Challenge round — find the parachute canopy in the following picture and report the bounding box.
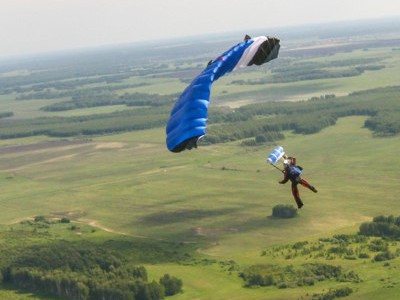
[267,146,285,165]
[166,35,280,153]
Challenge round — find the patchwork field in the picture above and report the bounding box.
[0,19,400,299]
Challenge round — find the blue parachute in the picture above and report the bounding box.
[166,35,280,152]
[267,146,285,165]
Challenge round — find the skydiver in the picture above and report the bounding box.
[279,156,317,209]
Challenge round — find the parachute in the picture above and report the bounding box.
[166,35,280,152]
[267,146,285,165]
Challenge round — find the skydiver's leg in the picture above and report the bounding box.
[298,177,318,193]
[291,183,304,209]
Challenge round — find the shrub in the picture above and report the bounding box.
[358,253,370,259]
[292,241,308,249]
[312,287,353,300]
[132,266,148,281]
[159,274,183,296]
[374,250,396,262]
[70,225,79,231]
[248,274,273,287]
[255,135,267,143]
[34,216,47,223]
[368,239,388,252]
[297,277,315,286]
[344,255,357,260]
[272,205,298,218]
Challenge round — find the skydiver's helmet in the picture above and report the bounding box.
[284,157,296,166]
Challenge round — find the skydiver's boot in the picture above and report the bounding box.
[310,186,318,193]
[292,185,303,209]
[295,198,304,209]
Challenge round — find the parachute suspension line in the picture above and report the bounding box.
[259,38,271,57]
[271,163,284,173]
[258,37,275,60]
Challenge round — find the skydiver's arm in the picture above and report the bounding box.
[279,171,289,184]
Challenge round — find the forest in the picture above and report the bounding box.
[0,218,184,300]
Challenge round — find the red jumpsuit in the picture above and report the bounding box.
[279,162,317,209]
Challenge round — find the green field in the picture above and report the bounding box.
[0,116,399,299]
[1,20,400,299]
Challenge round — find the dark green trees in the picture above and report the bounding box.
[159,274,183,296]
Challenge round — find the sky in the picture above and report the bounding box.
[1,0,399,58]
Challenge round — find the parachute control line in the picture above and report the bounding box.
[166,35,280,153]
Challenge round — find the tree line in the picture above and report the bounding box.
[15,83,150,101]
[2,267,182,300]
[359,215,400,240]
[204,86,400,144]
[0,106,169,139]
[1,86,399,141]
[38,92,176,111]
[231,57,385,85]
[240,262,359,289]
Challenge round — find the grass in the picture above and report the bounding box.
[0,116,399,249]
[1,33,400,299]
[0,285,59,300]
[1,116,399,300]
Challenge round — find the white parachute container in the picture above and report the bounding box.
[267,146,285,165]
